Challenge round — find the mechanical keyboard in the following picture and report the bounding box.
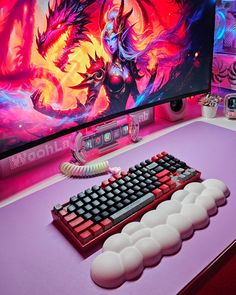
[52,151,201,251]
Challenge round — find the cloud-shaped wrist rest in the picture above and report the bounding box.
[91,179,229,288]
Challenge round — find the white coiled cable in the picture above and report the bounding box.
[60,161,121,177]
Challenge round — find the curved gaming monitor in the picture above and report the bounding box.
[0,0,215,160]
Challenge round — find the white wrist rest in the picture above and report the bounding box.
[91,179,229,288]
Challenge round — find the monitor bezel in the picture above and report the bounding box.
[0,89,212,160]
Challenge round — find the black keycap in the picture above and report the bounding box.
[145,179,152,185]
[154,166,164,173]
[67,205,76,212]
[121,192,128,199]
[85,204,93,211]
[108,206,117,213]
[111,182,119,189]
[114,196,121,202]
[142,188,149,194]
[84,212,92,219]
[151,176,158,182]
[138,176,145,182]
[149,170,156,175]
[92,200,100,207]
[129,167,137,173]
[136,170,142,176]
[92,185,100,191]
[174,158,180,163]
[101,211,109,218]
[144,173,151,178]
[169,166,177,172]
[139,182,146,188]
[120,185,127,191]
[85,188,93,195]
[97,189,105,196]
[94,216,102,222]
[54,204,62,211]
[145,159,152,164]
[148,184,156,190]
[84,196,91,203]
[175,163,181,169]
[91,193,99,199]
[117,179,125,185]
[92,208,100,215]
[133,185,140,191]
[137,191,144,197]
[126,182,133,188]
[77,208,85,215]
[129,173,137,179]
[135,164,142,170]
[141,167,148,173]
[99,204,108,210]
[140,161,146,167]
[129,195,138,201]
[107,192,114,199]
[107,200,114,206]
[100,196,107,202]
[132,179,139,185]
[169,160,175,166]
[76,200,84,208]
[104,186,112,192]
[123,199,131,205]
[124,176,131,182]
[127,189,135,195]
[179,161,187,167]
[153,181,161,187]
[163,163,171,168]
[116,202,124,209]
[157,159,165,165]
[113,189,121,195]
[70,196,78,203]
[163,156,170,161]
[77,192,85,199]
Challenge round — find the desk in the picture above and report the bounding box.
[0,115,236,295]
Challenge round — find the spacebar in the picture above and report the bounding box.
[110,193,155,225]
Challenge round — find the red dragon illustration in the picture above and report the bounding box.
[36,0,96,72]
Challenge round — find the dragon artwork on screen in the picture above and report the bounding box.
[0,0,214,156]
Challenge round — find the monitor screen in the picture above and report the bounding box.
[0,0,215,159]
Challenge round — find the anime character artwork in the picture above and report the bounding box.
[0,0,215,155]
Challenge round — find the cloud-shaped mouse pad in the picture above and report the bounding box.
[91,179,229,288]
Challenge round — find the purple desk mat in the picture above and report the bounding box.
[1,121,236,295]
